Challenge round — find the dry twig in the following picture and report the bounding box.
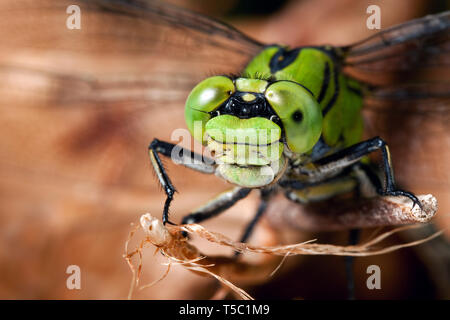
[266,194,438,232]
[124,192,441,300]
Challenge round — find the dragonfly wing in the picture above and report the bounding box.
[0,0,263,105]
[341,11,450,85]
[336,11,450,204]
[365,82,450,112]
[0,0,263,216]
[362,82,450,192]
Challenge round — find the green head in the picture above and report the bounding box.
[185,76,323,187]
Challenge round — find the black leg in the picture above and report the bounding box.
[283,174,358,204]
[181,187,252,225]
[239,201,267,244]
[312,137,421,209]
[356,162,383,193]
[345,229,360,300]
[148,138,215,225]
[233,189,273,257]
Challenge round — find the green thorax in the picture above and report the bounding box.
[244,45,364,151]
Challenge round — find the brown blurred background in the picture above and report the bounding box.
[0,0,449,299]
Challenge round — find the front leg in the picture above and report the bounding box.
[287,136,421,208]
[148,138,215,225]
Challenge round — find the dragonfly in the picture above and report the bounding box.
[145,6,449,229]
[0,0,449,298]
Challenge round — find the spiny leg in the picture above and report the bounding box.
[181,187,252,226]
[179,187,251,296]
[283,138,420,299]
[148,138,215,225]
[311,136,421,208]
[282,160,385,204]
[234,188,274,258]
[180,186,273,256]
[282,174,358,204]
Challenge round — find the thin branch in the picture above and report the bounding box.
[265,194,438,232]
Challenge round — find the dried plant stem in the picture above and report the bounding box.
[124,211,442,300]
[266,194,438,232]
[179,223,442,257]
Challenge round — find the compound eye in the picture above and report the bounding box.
[185,76,235,143]
[186,76,235,113]
[265,81,322,153]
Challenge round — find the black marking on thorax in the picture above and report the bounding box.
[269,47,301,73]
[317,62,330,104]
[322,66,340,115]
[268,46,340,116]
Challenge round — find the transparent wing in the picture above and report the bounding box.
[0,0,262,107]
[362,82,450,194]
[338,11,450,196]
[342,11,450,84]
[0,0,263,217]
[334,12,450,202]
[365,82,450,112]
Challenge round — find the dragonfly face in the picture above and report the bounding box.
[185,76,322,187]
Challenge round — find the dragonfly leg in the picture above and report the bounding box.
[148,138,215,225]
[180,187,251,237]
[234,188,273,257]
[283,175,357,204]
[312,136,422,209]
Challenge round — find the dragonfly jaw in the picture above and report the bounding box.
[206,136,283,166]
[205,136,286,188]
[203,113,285,187]
[215,155,287,188]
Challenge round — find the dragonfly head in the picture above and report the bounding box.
[185,76,322,187]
